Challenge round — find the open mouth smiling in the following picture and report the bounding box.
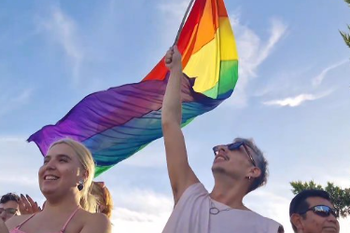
[214,155,229,162]
[43,175,60,181]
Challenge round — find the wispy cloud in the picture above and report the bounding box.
[263,90,332,107]
[312,59,348,87]
[39,6,83,83]
[113,188,172,215]
[0,88,33,118]
[246,189,290,229]
[0,136,42,197]
[157,1,190,21]
[158,0,190,20]
[157,0,190,47]
[122,141,166,168]
[0,176,37,187]
[229,15,288,107]
[111,188,172,232]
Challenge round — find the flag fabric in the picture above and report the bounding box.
[28,0,239,176]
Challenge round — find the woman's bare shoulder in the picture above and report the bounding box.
[80,212,111,233]
[5,214,32,230]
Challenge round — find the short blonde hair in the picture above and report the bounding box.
[50,138,97,212]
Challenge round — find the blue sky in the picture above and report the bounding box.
[1,0,349,232]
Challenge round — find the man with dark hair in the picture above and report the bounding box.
[0,193,20,222]
[161,46,283,232]
[289,189,340,233]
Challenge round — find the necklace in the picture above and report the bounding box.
[209,199,232,215]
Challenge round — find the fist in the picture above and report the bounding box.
[164,46,182,70]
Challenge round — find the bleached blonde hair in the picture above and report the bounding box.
[50,138,97,212]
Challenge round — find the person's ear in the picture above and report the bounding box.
[291,213,304,231]
[83,169,89,180]
[247,167,261,179]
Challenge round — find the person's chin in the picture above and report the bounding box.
[40,185,59,196]
[212,164,226,174]
[41,189,54,196]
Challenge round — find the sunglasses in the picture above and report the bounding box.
[299,205,339,218]
[0,208,18,216]
[212,141,256,167]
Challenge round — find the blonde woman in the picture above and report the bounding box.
[6,138,111,233]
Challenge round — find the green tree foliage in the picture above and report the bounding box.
[291,181,350,217]
[340,0,350,48]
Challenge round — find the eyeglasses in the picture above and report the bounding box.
[299,205,339,218]
[0,208,18,216]
[212,141,256,167]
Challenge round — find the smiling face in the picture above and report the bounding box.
[38,143,86,199]
[211,143,256,180]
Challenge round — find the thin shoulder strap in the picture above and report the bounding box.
[15,214,36,229]
[60,207,80,232]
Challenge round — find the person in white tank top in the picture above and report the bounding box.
[161,46,284,233]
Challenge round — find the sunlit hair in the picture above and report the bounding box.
[49,138,97,212]
[234,138,268,193]
[91,181,114,219]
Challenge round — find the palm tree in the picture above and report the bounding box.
[340,0,350,48]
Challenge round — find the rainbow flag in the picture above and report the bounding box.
[28,0,238,176]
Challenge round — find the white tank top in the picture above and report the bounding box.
[162,183,281,233]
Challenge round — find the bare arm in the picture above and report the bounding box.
[5,215,27,231]
[0,219,9,233]
[162,46,199,204]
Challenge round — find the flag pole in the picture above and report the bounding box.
[173,0,196,46]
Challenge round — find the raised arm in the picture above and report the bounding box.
[0,219,9,233]
[5,215,26,232]
[162,46,199,204]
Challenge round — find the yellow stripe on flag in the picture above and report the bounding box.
[184,17,238,93]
